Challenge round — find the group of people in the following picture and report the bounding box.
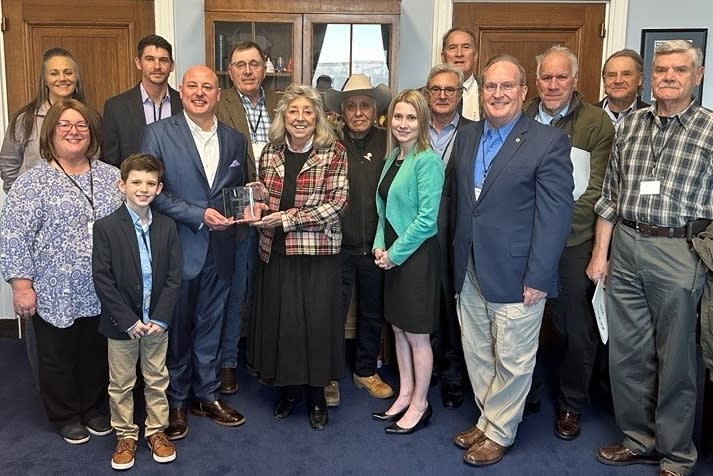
[0,24,710,476]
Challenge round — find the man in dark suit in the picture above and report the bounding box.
[595,48,650,128]
[141,65,248,440]
[102,35,183,166]
[450,55,573,467]
[425,63,474,409]
[215,41,279,394]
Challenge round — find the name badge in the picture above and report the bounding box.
[640,180,660,195]
[252,142,266,168]
[474,187,482,201]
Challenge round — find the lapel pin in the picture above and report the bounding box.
[515,138,521,143]
[364,152,373,161]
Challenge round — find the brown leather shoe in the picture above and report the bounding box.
[660,470,683,476]
[596,444,660,466]
[220,367,238,395]
[554,409,581,440]
[191,400,246,427]
[454,424,485,449]
[165,407,188,441]
[353,373,394,399]
[463,436,507,466]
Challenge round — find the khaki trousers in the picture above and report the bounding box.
[108,332,169,439]
[457,257,545,446]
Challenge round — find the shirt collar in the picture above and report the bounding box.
[602,97,636,115]
[286,135,314,153]
[184,111,218,134]
[238,87,266,106]
[537,101,570,124]
[462,74,475,91]
[484,112,521,140]
[139,82,170,105]
[125,203,153,229]
[429,111,460,131]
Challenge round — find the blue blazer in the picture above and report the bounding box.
[452,114,573,302]
[141,113,248,280]
[374,147,444,266]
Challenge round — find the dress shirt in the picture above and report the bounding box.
[238,87,270,144]
[461,74,480,121]
[595,101,713,227]
[429,112,460,166]
[601,97,637,129]
[473,114,520,188]
[140,83,172,125]
[536,102,569,125]
[125,204,166,330]
[184,111,219,187]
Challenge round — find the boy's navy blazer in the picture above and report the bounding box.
[93,204,182,340]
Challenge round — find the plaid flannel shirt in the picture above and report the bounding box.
[595,101,713,227]
[257,141,348,262]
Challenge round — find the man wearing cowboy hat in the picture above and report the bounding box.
[323,74,394,406]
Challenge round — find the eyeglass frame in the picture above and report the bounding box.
[229,60,264,71]
[426,86,463,97]
[56,121,90,133]
[481,81,524,94]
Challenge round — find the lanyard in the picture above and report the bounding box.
[55,159,94,213]
[153,101,164,123]
[247,108,263,141]
[439,117,460,164]
[139,228,152,266]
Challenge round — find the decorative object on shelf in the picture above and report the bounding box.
[217,34,226,72]
[276,56,285,72]
[286,57,293,73]
[265,57,275,74]
[640,28,707,103]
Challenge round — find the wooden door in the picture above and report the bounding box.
[453,2,606,103]
[2,0,155,114]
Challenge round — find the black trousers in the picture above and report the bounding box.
[547,240,599,412]
[33,314,108,428]
[341,252,385,377]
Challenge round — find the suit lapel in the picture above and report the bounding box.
[128,85,147,128]
[479,115,529,199]
[464,122,484,209]
[118,207,142,278]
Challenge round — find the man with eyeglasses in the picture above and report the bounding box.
[522,45,614,442]
[215,41,280,396]
[322,74,394,407]
[102,35,182,166]
[441,27,480,121]
[424,63,473,410]
[451,54,573,466]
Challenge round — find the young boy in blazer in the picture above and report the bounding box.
[93,153,182,470]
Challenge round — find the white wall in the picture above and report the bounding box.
[625,0,712,108]
[397,0,435,90]
[173,0,206,83]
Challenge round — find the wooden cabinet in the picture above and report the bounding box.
[205,0,400,94]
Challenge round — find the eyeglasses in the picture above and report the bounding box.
[56,121,89,133]
[482,82,520,94]
[230,60,263,71]
[427,86,462,97]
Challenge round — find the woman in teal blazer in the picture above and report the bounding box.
[372,89,444,434]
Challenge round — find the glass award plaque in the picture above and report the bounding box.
[223,186,262,221]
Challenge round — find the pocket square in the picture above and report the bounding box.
[229,160,241,168]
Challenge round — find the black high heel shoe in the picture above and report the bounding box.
[371,407,407,422]
[384,404,432,435]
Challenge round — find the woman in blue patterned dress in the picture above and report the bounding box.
[0,99,123,445]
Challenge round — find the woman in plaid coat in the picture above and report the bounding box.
[246,83,348,431]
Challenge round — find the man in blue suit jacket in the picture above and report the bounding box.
[141,65,248,440]
[450,55,573,467]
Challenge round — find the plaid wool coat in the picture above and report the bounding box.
[257,140,348,262]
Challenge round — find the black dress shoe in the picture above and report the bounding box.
[273,396,300,420]
[384,404,432,435]
[166,407,188,440]
[441,384,464,409]
[554,409,582,440]
[309,404,328,430]
[371,408,407,422]
[191,400,246,427]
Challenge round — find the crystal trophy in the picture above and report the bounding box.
[223,186,261,222]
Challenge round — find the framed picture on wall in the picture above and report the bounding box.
[640,28,707,103]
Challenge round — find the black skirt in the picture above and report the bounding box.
[247,252,344,387]
[383,236,440,334]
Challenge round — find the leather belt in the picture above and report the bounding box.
[619,218,686,238]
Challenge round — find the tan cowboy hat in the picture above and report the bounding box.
[324,74,392,113]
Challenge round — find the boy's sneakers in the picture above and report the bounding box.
[111,438,137,470]
[147,431,176,463]
[60,422,90,445]
[85,415,113,436]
